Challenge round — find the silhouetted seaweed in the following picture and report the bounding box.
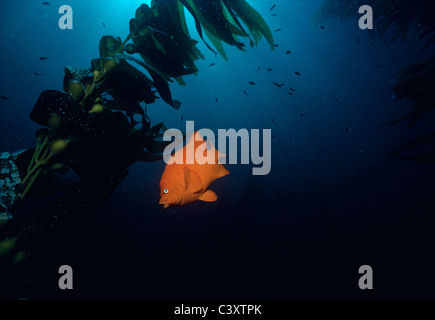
[0,0,274,267]
[318,0,435,161]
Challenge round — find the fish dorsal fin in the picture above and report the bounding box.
[185,131,204,150]
[184,167,203,194]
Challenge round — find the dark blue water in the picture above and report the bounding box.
[1,0,435,299]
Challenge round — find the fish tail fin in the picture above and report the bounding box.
[199,190,218,202]
[216,165,230,179]
[215,149,228,165]
[218,150,227,158]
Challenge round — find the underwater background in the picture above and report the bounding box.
[1,0,435,299]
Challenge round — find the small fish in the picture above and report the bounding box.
[320,26,325,30]
[273,44,279,48]
[300,113,305,117]
[257,67,261,72]
[335,98,338,103]
[181,115,184,122]
[209,63,215,67]
[248,81,256,85]
[103,22,106,28]
[266,68,272,72]
[273,82,283,88]
[269,4,276,11]
[345,125,353,134]
[294,71,301,76]
[289,88,295,92]
[272,134,276,139]
[33,72,42,76]
[286,50,291,54]
[159,131,229,209]
[288,92,293,96]
[39,57,48,60]
[216,98,218,102]
[357,38,360,43]
[0,96,9,100]
[42,1,50,5]
[271,14,277,17]
[275,28,281,32]
[243,90,248,96]
[271,118,274,122]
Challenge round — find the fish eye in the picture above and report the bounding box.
[164,189,169,194]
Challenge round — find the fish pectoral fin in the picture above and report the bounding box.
[199,190,218,202]
[184,167,204,194]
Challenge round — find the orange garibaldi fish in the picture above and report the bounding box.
[159,131,229,209]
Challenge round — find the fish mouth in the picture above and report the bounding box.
[159,201,170,209]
